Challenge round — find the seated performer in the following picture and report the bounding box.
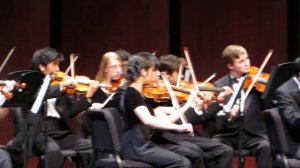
[92,51,124,108]
[0,108,12,168]
[78,51,124,139]
[6,47,99,168]
[153,53,233,168]
[0,86,13,168]
[275,57,300,160]
[210,44,272,168]
[109,52,195,167]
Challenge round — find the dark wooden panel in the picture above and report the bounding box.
[0,0,50,80]
[0,0,50,144]
[181,0,287,81]
[59,0,170,78]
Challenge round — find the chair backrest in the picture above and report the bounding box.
[88,107,124,154]
[264,108,288,154]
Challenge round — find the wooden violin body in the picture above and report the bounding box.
[244,66,269,92]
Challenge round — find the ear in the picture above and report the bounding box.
[227,63,234,70]
[140,69,147,77]
[162,72,172,79]
[38,64,46,72]
[161,71,167,76]
[104,66,108,73]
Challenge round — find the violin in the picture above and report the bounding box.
[143,80,176,102]
[179,80,224,95]
[177,80,227,104]
[51,71,108,94]
[243,66,269,92]
[50,71,108,94]
[143,80,224,103]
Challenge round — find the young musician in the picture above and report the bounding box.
[115,49,130,72]
[6,47,99,168]
[275,57,300,160]
[92,51,123,107]
[0,107,12,168]
[0,80,23,168]
[110,52,195,167]
[77,52,124,138]
[155,54,234,168]
[210,45,272,168]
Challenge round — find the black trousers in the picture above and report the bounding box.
[6,133,91,168]
[155,139,204,168]
[0,148,12,168]
[122,127,191,168]
[153,132,233,168]
[213,130,273,168]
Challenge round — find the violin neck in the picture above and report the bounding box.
[171,85,191,94]
[171,85,223,95]
[198,86,223,93]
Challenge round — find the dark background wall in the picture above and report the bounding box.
[0,0,298,145]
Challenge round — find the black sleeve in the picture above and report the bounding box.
[125,87,146,110]
[91,88,108,103]
[185,102,223,124]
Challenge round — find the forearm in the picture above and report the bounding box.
[154,106,189,123]
[143,115,180,131]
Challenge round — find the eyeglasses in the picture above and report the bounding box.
[107,64,123,70]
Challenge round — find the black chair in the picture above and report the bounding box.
[11,107,87,168]
[264,108,300,168]
[88,107,152,168]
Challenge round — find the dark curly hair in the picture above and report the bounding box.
[159,54,186,75]
[125,52,160,83]
[31,47,64,71]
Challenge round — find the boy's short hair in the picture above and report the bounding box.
[31,47,64,71]
[222,45,247,64]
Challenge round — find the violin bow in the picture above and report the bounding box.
[241,49,273,103]
[183,47,201,94]
[222,76,246,114]
[100,81,125,109]
[176,63,184,87]
[161,74,188,124]
[0,47,16,74]
[69,53,77,79]
[65,55,78,75]
[203,72,217,83]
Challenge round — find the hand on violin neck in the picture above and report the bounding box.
[199,92,214,110]
[85,80,100,99]
[217,86,233,103]
[59,76,77,89]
